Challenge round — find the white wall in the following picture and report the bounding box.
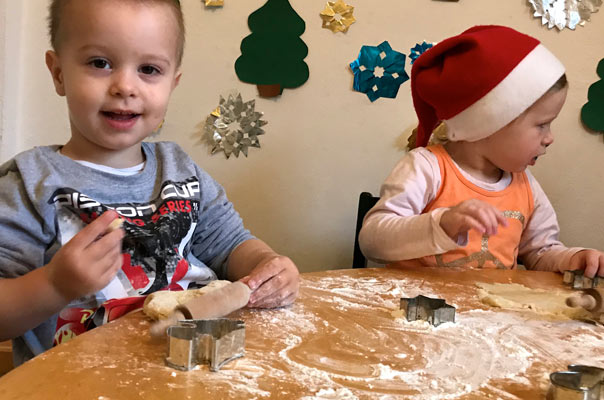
[3,0,604,272]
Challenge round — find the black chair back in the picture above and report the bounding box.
[352,192,379,268]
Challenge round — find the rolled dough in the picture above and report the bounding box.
[476,282,592,320]
[143,280,231,320]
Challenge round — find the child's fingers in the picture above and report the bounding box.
[69,210,121,249]
[99,252,124,284]
[459,214,486,235]
[475,208,498,235]
[246,260,282,292]
[494,210,508,227]
[583,252,604,278]
[87,228,124,260]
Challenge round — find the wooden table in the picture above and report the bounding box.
[1,267,603,399]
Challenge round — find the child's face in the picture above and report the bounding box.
[481,86,568,173]
[45,0,181,157]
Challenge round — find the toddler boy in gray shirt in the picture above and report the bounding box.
[0,0,300,366]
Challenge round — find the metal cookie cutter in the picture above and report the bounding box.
[165,318,245,372]
[548,365,604,400]
[563,270,604,290]
[399,295,455,326]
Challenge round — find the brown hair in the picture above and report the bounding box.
[549,73,568,92]
[48,0,185,66]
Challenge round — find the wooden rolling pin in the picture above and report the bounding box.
[565,288,604,314]
[149,281,251,338]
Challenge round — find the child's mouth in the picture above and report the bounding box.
[101,111,141,130]
[102,111,140,120]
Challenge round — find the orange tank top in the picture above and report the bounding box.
[389,144,534,270]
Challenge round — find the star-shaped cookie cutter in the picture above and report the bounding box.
[165,318,245,372]
[563,270,604,290]
[548,365,604,399]
[399,295,455,326]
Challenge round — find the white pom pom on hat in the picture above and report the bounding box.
[411,25,565,148]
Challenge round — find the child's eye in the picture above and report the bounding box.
[89,58,110,70]
[139,65,161,75]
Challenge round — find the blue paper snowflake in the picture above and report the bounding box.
[409,41,434,64]
[349,41,409,102]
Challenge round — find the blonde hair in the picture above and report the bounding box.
[48,0,186,66]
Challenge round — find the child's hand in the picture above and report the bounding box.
[240,254,299,309]
[440,199,508,240]
[568,250,604,278]
[45,210,125,301]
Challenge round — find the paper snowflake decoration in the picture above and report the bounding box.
[320,0,356,33]
[528,0,602,30]
[409,41,434,64]
[203,93,267,159]
[349,41,409,102]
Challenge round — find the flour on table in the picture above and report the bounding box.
[476,282,592,320]
[142,280,231,320]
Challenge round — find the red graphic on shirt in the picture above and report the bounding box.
[49,178,203,345]
[121,253,150,290]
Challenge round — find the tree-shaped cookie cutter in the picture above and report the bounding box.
[165,318,245,372]
[548,365,604,399]
[399,295,455,326]
[563,270,604,290]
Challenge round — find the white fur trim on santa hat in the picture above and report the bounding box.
[444,44,565,142]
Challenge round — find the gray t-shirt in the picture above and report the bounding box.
[0,141,253,366]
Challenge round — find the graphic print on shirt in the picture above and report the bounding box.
[47,178,216,345]
[434,210,527,269]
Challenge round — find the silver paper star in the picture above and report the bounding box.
[203,93,267,159]
[528,0,602,30]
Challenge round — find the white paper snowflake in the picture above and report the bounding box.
[528,0,602,30]
[203,92,268,159]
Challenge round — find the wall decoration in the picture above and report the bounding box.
[581,58,604,133]
[235,0,309,98]
[320,0,356,33]
[409,41,434,64]
[349,41,409,102]
[528,0,602,30]
[204,0,224,6]
[203,92,268,158]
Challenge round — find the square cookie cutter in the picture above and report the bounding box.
[563,270,604,290]
[399,295,455,326]
[165,318,245,372]
[548,365,604,400]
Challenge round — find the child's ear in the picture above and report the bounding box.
[172,70,182,89]
[45,50,65,96]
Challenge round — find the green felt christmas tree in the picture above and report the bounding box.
[235,0,309,98]
[581,58,604,133]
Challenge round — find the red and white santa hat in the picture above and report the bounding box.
[411,25,565,148]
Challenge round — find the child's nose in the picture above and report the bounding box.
[109,70,138,98]
[543,131,554,147]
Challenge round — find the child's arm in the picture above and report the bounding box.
[517,171,602,275]
[360,149,470,262]
[0,211,124,341]
[227,239,299,309]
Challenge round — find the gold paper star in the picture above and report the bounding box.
[205,0,223,7]
[320,0,356,33]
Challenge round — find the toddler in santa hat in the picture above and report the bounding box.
[359,25,604,277]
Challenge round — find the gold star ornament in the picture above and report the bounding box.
[205,0,223,7]
[320,0,356,33]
